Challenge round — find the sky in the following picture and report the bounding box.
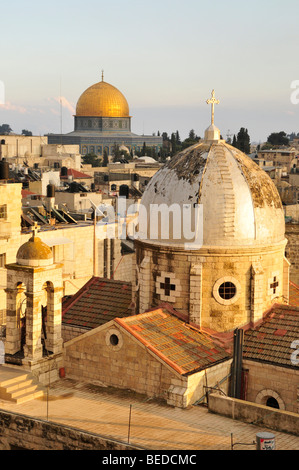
[0,0,299,143]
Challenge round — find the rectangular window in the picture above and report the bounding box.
[0,205,7,220]
[0,253,6,268]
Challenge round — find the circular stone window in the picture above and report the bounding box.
[218,282,236,300]
[105,328,123,351]
[213,277,241,306]
[110,334,119,346]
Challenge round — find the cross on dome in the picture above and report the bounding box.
[206,90,220,125]
[32,222,39,239]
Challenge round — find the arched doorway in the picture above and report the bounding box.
[266,396,280,409]
[256,389,285,410]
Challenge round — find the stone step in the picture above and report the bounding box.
[12,389,45,404]
[8,382,42,399]
[0,366,45,404]
[0,372,30,388]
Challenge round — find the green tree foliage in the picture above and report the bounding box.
[21,129,32,136]
[0,124,12,135]
[82,153,102,167]
[102,149,108,167]
[232,128,251,154]
[267,131,289,147]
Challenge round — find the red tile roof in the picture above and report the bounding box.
[244,304,299,368]
[21,189,36,197]
[115,308,231,375]
[289,281,299,307]
[60,168,92,179]
[62,277,133,329]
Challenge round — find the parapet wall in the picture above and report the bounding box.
[0,409,142,450]
[208,393,299,436]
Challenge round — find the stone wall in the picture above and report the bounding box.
[0,409,141,450]
[63,321,232,409]
[135,240,287,333]
[243,359,299,414]
[63,322,176,404]
[208,393,299,436]
[285,222,299,285]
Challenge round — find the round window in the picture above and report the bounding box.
[110,334,119,346]
[213,277,241,305]
[218,282,237,300]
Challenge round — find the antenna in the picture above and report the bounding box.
[60,75,63,143]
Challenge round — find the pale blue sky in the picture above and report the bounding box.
[1,0,299,142]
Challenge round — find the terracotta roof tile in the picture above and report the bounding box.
[60,168,92,179]
[62,277,132,329]
[244,304,299,368]
[289,281,299,307]
[115,308,230,375]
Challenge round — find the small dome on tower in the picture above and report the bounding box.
[16,226,53,267]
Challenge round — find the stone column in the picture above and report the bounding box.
[46,286,63,354]
[139,256,151,313]
[250,261,264,325]
[23,291,43,361]
[189,263,203,327]
[283,257,290,304]
[4,287,21,355]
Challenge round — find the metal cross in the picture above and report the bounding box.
[32,222,39,238]
[206,89,220,125]
[270,276,279,294]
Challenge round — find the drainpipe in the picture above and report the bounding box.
[230,328,244,399]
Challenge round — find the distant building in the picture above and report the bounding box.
[47,75,163,157]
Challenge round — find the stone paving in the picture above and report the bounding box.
[0,377,299,450]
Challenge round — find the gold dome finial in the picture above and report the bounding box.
[101,70,104,82]
[206,89,220,125]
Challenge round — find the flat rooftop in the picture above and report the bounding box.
[1,373,299,450]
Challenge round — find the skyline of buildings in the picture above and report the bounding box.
[0,1,299,142]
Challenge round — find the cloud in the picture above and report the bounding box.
[53,96,75,115]
[0,101,28,114]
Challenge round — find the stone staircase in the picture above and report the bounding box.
[0,366,45,404]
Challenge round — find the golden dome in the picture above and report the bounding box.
[16,235,53,267]
[76,80,130,118]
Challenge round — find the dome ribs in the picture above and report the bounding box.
[212,144,236,238]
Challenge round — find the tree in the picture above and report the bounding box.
[181,130,200,150]
[102,149,108,167]
[234,128,250,154]
[267,131,289,147]
[21,129,32,136]
[82,153,102,167]
[0,124,12,135]
[175,130,181,145]
[232,134,237,148]
[141,142,146,156]
[171,133,177,156]
[189,129,196,140]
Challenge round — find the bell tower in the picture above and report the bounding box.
[5,224,63,367]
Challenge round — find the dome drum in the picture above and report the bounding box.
[74,116,131,133]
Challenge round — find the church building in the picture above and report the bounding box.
[47,73,162,157]
[2,90,299,413]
